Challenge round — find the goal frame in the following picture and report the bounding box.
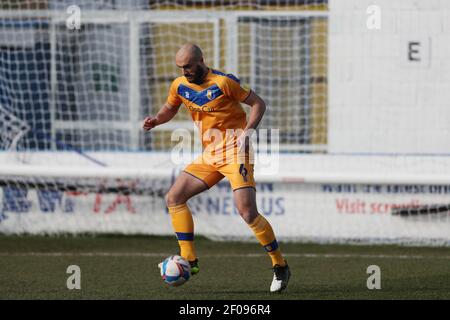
[0,9,329,153]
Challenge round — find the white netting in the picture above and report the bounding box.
[0,0,449,245]
[0,160,449,245]
[0,105,30,150]
[0,0,328,152]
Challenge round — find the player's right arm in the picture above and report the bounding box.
[143,103,179,131]
[143,80,182,131]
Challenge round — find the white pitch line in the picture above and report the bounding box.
[0,252,449,260]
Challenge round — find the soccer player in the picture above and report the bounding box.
[143,43,290,292]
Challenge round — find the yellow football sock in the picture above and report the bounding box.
[248,214,286,267]
[168,203,197,262]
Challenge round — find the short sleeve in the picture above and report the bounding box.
[166,80,182,108]
[221,75,251,102]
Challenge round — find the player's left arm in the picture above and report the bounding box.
[222,76,266,145]
[236,91,266,149]
[242,91,266,131]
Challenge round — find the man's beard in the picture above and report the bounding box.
[189,65,207,84]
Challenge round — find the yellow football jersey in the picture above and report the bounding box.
[167,68,251,162]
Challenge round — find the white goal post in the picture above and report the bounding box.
[2,164,450,186]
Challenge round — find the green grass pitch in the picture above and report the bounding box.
[0,235,449,300]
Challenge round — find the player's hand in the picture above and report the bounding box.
[237,130,250,151]
[143,116,158,131]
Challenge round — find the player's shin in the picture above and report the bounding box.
[248,213,286,267]
[168,203,197,262]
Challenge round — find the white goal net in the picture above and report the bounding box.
[0,0,449,245]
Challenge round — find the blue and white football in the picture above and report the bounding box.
[159,255,191,286]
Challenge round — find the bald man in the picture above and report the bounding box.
[144,43,290,293]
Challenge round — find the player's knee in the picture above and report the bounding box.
[165,191,185,207]
[238,206,258,224]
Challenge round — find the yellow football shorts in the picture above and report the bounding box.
[184,159,255,191]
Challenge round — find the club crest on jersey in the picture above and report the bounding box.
[206,90,213,100]
[185,91,190,99]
